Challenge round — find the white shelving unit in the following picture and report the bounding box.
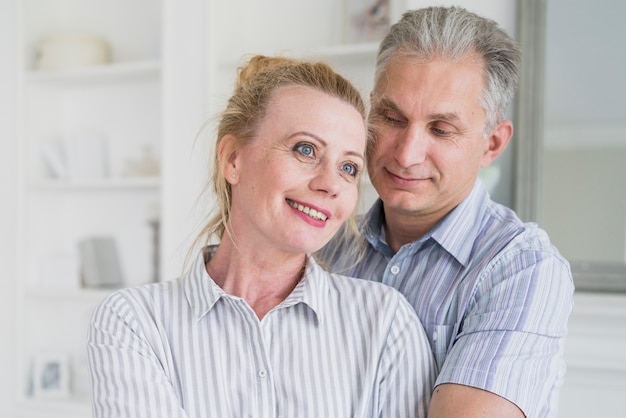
[24,60,160,84]
[15,0,162,415]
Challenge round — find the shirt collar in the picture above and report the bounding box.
[281,255,328,320]
[182,246,221,320]
[362,179,489,267]
[430,180,489,266]
[183,248,328,321]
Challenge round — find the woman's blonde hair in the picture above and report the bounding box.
[188,55,367,265]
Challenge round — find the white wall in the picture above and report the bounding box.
[559,293,626,418]
[0,0,19,416]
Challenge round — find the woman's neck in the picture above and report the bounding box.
[205,238,306,319]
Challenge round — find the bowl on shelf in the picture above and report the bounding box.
[34,33,111,70]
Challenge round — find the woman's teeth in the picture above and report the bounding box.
[287,200,327,221]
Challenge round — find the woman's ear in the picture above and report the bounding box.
[218,134,241,184]
[480,120,513,168]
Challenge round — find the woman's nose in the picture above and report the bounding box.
[309,163,341,197]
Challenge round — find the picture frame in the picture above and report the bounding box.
[32,353,70,399]
[343,0,392,43]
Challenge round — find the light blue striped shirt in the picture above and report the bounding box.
[318,180,575,418]
[88,249,436,418]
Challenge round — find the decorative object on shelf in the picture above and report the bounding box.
[41,131,110,180]
[121,144,160,178]
[34,33,111,70]
[32,352,70,399]
[344,0,391,43]
[78,236,124,288]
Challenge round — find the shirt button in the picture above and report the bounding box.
[390,265,400,274]
[258,369,267,379]
[432,331,438,342]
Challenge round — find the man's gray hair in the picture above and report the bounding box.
[375,6,521,135]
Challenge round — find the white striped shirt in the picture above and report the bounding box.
[318,180,575,418]
[88,250,436,418]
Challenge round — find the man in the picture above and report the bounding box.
[318,6,574,418]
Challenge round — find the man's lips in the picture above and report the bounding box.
[385,168,429,184]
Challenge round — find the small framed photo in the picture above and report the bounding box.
[344,0,392,43]
[32,353,70,399]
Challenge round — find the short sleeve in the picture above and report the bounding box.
[436,247,574,418]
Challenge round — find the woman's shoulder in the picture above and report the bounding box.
[324,270,412,311]
[94,279,184,317]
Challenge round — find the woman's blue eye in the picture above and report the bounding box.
[341,162,358,177]
[296,143,314,157]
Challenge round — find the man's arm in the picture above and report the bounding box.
[431,232,574,418]
[428,384,525,418]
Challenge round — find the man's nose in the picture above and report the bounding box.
[394,126,428,168]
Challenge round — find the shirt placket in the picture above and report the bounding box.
[236,300,277,418]
[382,242,421,288]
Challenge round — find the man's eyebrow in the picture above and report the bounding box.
[375,97,460,122]
[430,112,460,122]
[374,97,402,113]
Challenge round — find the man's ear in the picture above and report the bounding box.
[481,120,513,168]
[218,134,240,184]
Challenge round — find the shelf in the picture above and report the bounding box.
[24,60,161,85]
[18,397,91,418]
[29,177,160,191]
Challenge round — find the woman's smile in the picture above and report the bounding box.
[286,198,330,222]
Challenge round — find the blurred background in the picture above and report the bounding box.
[1,0,624,417]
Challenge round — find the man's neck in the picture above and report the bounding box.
[382,207,439,253]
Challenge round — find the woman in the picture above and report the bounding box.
[88,55,435,417]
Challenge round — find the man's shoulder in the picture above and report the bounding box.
[451,199,570,282]
[480,200,558,252]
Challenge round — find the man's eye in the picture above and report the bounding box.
[295,142,315,158]
[381,110,405,126]
[340,162,359,177]
[431,125,452,137]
